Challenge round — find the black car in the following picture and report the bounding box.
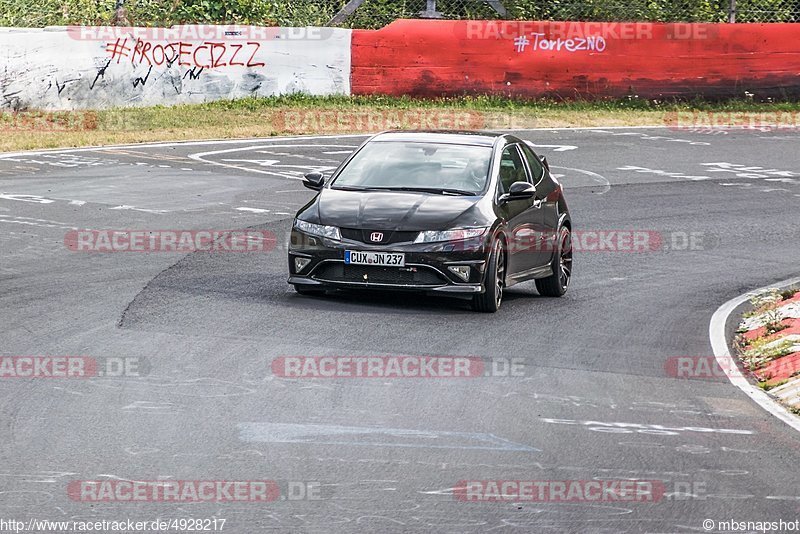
[287,131,572,312]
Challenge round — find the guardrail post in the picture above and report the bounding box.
[486,0,508,17]
[419,0,443,18]
[329,0,367,26]
[113,0,128,25]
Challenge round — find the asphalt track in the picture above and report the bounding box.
[1,127,799,533]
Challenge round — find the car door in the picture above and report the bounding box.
[496,144,545,278]
[519,143,559,267]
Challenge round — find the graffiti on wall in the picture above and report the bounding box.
[0,26,351,110]
[351,19,800,99]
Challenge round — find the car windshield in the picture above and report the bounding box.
[331,141,492,194]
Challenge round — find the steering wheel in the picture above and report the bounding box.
[466,166,486,190]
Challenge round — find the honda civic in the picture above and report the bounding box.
[287,131,572,312]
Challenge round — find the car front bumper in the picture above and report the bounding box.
[287,229,490,294]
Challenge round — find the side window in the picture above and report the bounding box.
[520,143,545,185]
[498,145,528,194]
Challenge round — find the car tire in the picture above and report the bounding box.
[293,285,325,296]
[535,225,572,297]
[471,238,505,313]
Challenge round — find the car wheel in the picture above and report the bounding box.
[293,285,325,297]
[535,225,572,297]
[472,238,505,313]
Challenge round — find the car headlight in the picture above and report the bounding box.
[414,227,488,244]
[294,219,341,241]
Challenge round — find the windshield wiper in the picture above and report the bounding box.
[331,185,383,191]
[371,187,476,196]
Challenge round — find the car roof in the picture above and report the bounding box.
[369,130,509,147]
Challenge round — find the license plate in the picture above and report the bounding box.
[345,250,405,267]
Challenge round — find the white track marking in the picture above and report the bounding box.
[709,276,800,434]
[189,145,345,179]
[0,193,55,204]
[551,166,611,195]
[235,207,270,214]
[254,145,359,149]
[0,215,77,230]
[108,205,169,214]
[222,159,281,166]
[525,142,578,152]
[0,135,372,160]
[0,128,683,160]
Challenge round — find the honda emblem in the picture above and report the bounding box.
[370,232,384,242]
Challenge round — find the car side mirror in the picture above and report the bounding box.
[500,181,536,203]
[539,155,550,172]
[303,172,325,191]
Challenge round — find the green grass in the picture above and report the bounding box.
[759,379,789,391]
[780,287,800,300]
[3,94,800,153]
[192,94,800,112]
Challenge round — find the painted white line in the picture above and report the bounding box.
[709,276,800,434]
[551,166,611,195]
[189,148,298,178]
[108,205,169,214]
[0,193,55,204]
[191,146,336,179]
[0,215,78,230]
[238,422,539,451]
[525,141,578,152]
[0,127,682,160]
[222,158,281,166]
[0,134,372,160]
[255,144,359,149]
[508,125,667,132]
[235,207,270,214]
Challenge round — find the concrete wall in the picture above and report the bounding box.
[3,21,800,109]
[351,20,800,99]
[0,26,351,110]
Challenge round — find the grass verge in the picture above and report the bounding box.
[2,94,800,153]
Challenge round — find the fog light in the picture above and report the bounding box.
[294,257,311,273]
[447,265,471,281]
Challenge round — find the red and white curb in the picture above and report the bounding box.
[710,276,800,433]
[738,289,800,408]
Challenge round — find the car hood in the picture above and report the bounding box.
[309,188,486,231]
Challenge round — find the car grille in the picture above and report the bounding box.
[313,263,447,286]
[340,228,420,245]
